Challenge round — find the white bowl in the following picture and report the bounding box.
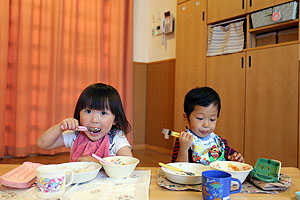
[62,162,101,184]
[101,156,140,178]
[210,161,253,183]
[161,162,211,185]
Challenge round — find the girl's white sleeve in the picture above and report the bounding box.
[62,130,76,149]
[110,130,132,155]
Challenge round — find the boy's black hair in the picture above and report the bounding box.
[73,83,131,134]
[184,86,221,118]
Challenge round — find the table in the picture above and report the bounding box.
[1,165,300,199]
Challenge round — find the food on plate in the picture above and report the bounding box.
[66,165,97,174]
[107,158,127,165]
[227,163,251,171]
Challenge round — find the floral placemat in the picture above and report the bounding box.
[246,173,292,192]
[0,185,27,200]
[64,170,151,200]
[157,169,292,194]
[157,169,202,191]
[1,170,151,200]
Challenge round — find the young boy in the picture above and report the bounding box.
[171,86,244,165]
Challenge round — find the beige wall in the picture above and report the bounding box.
[133,0,176,147]
[134,0,176,62]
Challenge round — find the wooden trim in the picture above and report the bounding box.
[145,59,175,149]
[177,0,190,6]
[132,144,147,150]
[133,62,147,145]
[244,41,298,51]
[249,19,298,34]
[132,144,173,155]
[134,58,175,65]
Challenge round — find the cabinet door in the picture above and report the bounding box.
[207,53,246,154]
[247,0,292,13]
[245,44,299,167]
[178,0,190,5]
[207,0,246,24]
[175,0,207,131]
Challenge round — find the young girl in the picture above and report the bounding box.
[37,83,132,162]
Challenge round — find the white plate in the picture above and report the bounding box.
[161,162,210,185]
[61,162,101,184]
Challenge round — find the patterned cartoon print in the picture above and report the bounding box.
[37,176,65,193]
[190,131,226,165]
[203,178,225,200]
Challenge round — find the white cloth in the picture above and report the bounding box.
[207,20,244,56]
[63,129,131,156]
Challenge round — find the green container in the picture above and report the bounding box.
[250,158,281,182]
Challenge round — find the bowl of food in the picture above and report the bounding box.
[101,156,140,178]
[62,162,101,184]
[210,161,253,183]
[161,162,210,185]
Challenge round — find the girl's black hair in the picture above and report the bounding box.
[184,86,221,118]
[73,83,131,134]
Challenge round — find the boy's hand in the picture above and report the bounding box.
[228,152,245,163]
[60,118,79,131]
[179,131,193,151]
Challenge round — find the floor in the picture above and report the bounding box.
[0,148,173,167]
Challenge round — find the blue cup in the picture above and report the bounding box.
[202,170,241,200]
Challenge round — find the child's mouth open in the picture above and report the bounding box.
[200,131,209,135]
[89,128,101,136]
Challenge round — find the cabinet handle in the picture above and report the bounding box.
[242,0,244,9]
[202,12,205,21]
[249,0,252,7]
[248,56,252,68]
[241,57,244,68]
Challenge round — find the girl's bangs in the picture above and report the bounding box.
[85,96,110,111]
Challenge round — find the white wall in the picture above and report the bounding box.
[133,0,176,62]
[133,0,149,62]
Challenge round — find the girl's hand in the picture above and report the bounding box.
[60,118,79,131]
[228,152,245,163]
[76,155,98,163]
[179,131,193,151]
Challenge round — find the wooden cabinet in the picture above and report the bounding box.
[176,0,300,167]
[174,0,207,131]
[207,53,246,155]
[207,44,299,167]
[244,44,298,167]
[247,0,292,13]
[177,0,190,5]
[207,0,293,24]
[207,0,246,24]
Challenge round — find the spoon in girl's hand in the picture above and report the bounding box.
[60,125,101,133]
[92,154,113,165]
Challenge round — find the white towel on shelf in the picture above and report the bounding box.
[207,21,244,56]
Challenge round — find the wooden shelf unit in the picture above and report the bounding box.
[204,0,300,167]
[249,19,298,34]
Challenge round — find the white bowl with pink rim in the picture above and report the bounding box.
[101,156,140,178]
[210,161,253,183]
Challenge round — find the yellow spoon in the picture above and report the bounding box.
[159,162,195,176]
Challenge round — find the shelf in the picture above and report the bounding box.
[249,19,298,34]
[244,41,299,51]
